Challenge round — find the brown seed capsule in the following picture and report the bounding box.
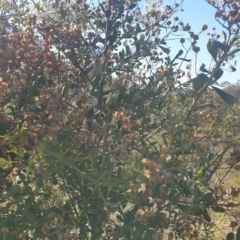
[142,158,150,165]
[144,169,151,179]
[202,24,208,31]
[193,46,200,53]
[180,38,185,43]
[230,221,238,228]
[144,210,155,218]
[0,227,9,234]
[155,198,164,205]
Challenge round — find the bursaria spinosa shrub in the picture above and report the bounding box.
[0,0,240,239]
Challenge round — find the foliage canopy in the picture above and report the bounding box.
[0,0,240,239]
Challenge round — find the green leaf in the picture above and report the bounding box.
[129,3,137,10]
[8,185,21,194]
[197,166,205,178]
[213,40,227,51]
[143,230,155,240]
[62,85,69,95]
[119,51,124,60]
[232,39,240,47]
[214,68,224,80]
[121,224,132,239]
[203,192,214,206]
[230,35,239,45]
[211,206,225,213]
[105,9,111,18]
[165,56,171,65]
[95,20,105,31]
[197,73,209,81]
[176,49,184,58]
[183,185,192,196]
[207,40,226,61]
[171,49,184,65]
[33,227,44,239]
[126,45,131,55]
[177,57,191,62]
[222,30,227,43]
[18,172,25,182]
[194,103,213,110]
[178,204,191,213]
[126,16,133,24]
[99,3,106,13]
[135,41,140,54]
[192,73,209,91]
[236,227,240,240]
[80,72,90,83]
[185,121,196,126]
[0,122,11,135]
[35,174,43,190]
[207,40,217,61]
[226,232,235,240]
[212,86,235,104]
[52,177,58,185]
[113,21,122,30]
[203,211,211,222]
[139,35,145,45]
[132,226,144,240]
[200,64,209,73]
[160,46,170,54]
[116,6,124,19]
[227,48,240,57]
[116,214,124,222]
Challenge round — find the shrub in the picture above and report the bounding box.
[0,0,240,239]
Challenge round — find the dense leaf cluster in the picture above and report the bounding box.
[0,0,240,239]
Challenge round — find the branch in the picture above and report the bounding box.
[185,50,229,123]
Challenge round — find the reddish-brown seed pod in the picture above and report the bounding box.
[0,227,9,234]
[202,24,208,31]
[180,38,185,43]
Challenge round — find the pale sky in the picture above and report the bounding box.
[91,0,239,84]
[164,0,239,84]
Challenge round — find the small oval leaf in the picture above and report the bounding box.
[203,210,211,222]
[178,57,191,62]
[214,68,224,80]
[203,192,214,206]
[207,40,217,61]
[192,73,209,91]
[105,9,111,18]
[230,35,239,45]
[212,86,235,104]
[222,30,227,43]
[200,64,209,73]
[129,3,137,9]
[236,227,240,240]
[197,73,210,81]
[227,48,240,57]
[226,232,235,240]
[211,206,225,213]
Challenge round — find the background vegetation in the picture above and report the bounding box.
[0,0,240,239]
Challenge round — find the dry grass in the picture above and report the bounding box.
[207,141,240,240]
